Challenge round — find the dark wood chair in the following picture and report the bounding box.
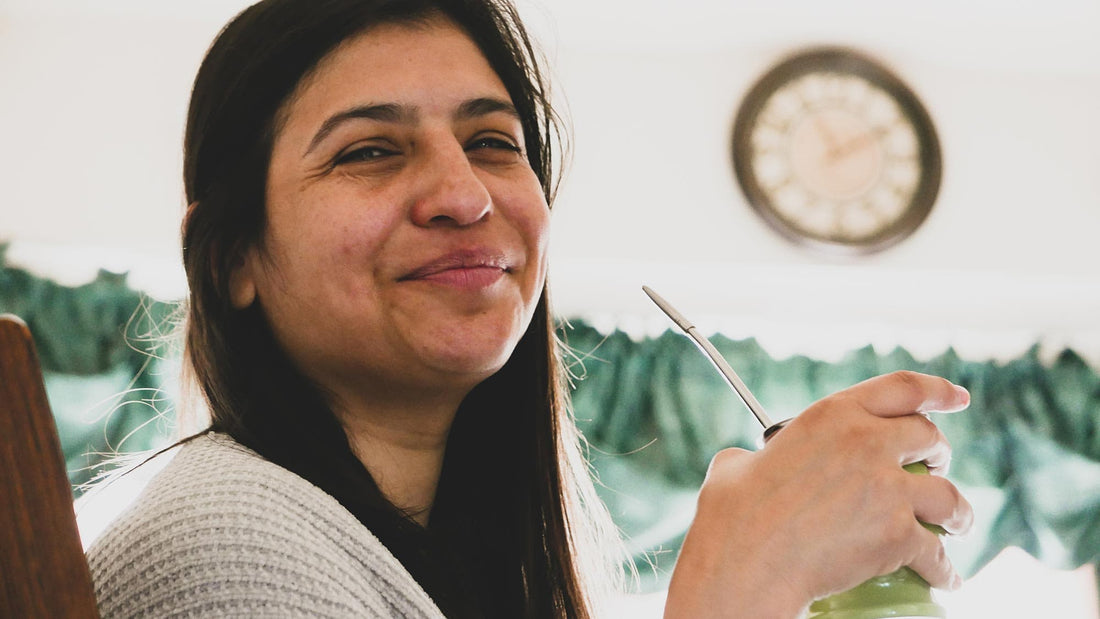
[0,314,100,617]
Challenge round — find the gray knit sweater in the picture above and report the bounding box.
[86,433,445,618]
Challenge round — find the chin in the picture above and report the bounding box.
[426,331,522,383]
[435,346,514,380]
[426,309,528,369]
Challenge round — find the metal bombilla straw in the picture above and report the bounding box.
[642,285,788,441]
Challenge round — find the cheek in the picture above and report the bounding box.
[502,182,551,264]
[272,187,397,271]
[512,203,551,300]
[525,207,551,260]
[336,218,390,262]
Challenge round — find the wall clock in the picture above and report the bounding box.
[731,47,942,254]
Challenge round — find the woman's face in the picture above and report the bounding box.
[231,17,550,409]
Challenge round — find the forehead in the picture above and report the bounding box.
[278,16,511,133]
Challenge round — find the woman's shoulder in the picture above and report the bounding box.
[86,433,442,618]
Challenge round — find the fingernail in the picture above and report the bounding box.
[950,573,963,591]
[954,385,970,403]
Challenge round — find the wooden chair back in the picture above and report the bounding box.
[0,314,100,618]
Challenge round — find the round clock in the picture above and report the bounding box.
[731,47,942,254]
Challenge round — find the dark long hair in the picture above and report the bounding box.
[180,0,616,617]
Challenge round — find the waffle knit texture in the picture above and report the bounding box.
[86,433,445,618]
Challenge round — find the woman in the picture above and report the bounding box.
[86,0,974,616]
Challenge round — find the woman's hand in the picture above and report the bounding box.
[663,371,974,618]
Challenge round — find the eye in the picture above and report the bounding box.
[333,145,397,166]
[466,135,522,154]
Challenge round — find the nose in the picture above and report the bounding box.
[410,140,493,228]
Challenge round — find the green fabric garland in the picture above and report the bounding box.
[562,325,1100,590]
[2,250,1097,596]
[0,247,179,490]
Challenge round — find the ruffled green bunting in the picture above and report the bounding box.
[0,247,179,489]
[2,252,1097,595]
[563,323,1100,588]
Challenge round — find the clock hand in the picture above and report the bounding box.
[814,116,841,153]
[827,126,886,161]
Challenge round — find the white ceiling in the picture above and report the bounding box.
[3,0,1099,75]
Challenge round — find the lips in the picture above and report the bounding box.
[398,248,512,289]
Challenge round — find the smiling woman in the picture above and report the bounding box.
[83,0,976,618]
[87,2,605,617]
[229,17,553,530]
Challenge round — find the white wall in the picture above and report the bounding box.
[1,0,1098,363]
[531,1,1100,363]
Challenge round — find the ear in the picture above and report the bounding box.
[228,246,258,309]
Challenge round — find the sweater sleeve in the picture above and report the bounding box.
[86,434,443,618]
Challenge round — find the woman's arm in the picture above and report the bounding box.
[664,371,974,618]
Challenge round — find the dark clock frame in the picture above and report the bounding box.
[731,46,943,254]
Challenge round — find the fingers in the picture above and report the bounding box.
[792,393,954,473]
[842,371,970,418]
[905,521,963,591]
[897,414,955,474]
[906,473,975,536]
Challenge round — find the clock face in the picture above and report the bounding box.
[732,47,942,254]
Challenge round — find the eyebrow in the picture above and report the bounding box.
[304,97,520,157]
[455,97,519,122]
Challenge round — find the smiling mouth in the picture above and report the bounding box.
[399,249,512,289]
[413,266,507,289]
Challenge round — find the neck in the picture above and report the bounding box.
[335,391,463,527]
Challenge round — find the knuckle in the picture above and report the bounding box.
[798,399,834,427]
[946,483,975,532]
[944,479,964,506]
[866,468,901,497]
[931,424,949,448]
[710,447,739,466]
[705,447,744,478]
[926,542,952,582]
[880,508,916,548]
[889,370,925,400]
[891,369,924,385]
[914,411,943,437]
[932,475,962,507]
[917,540,950,582]
[806,393,873,435]
[925,423,951,453]
[928,537,948,563]
[835,417,885,456]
